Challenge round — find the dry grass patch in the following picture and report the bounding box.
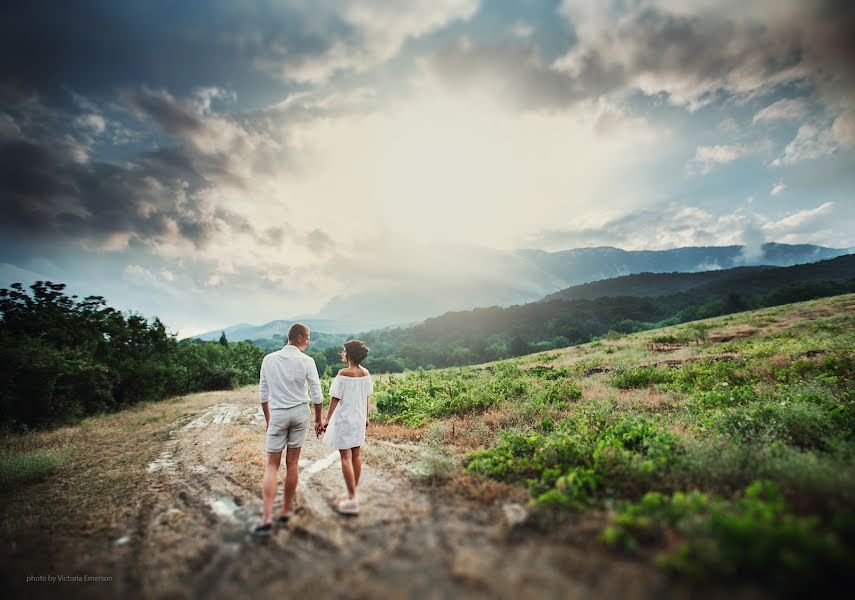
[0,390,233,564]
[612,387,685,414]
[368,422,426,442]
[451,473,528,504]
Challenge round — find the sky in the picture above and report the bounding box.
[1,0,854,336]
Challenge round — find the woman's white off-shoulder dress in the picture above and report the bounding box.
[323,372,373,449]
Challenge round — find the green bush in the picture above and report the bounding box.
[602,480,855,590]
[715,399,847,451]
[689,383,759,410]
[466,407,682,513]
[0,450,61,489]
[373,367,531,426]
[609,366,674,389]
[670,359,749,392]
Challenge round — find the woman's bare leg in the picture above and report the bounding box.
[339,448,356,499]
[352,446,362,489]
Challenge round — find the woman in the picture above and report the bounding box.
[322,339,372,515]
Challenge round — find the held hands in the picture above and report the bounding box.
[315,420,328,438]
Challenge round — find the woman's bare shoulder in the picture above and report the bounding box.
[338,366,370,377]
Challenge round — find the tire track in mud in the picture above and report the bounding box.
[126,396,676,600]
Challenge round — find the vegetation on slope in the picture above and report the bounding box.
[352,255,855,371]
[371,294,855,590]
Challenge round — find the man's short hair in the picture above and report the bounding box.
[288,323,309,341]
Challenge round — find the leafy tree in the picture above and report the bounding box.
[0,281,266,432]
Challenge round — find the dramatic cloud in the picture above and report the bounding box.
[0,91,272,254]
[431,0,853,115]
[2,1,854,334]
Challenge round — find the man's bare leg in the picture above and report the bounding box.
[281,446,302,517]
[261,451,282,525]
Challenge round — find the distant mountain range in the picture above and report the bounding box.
[520,242,849,287]
[192,242,851,340]
[352,254,855,370]
[193,318,379,343]
[542,253,855,302]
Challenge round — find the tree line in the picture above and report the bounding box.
[0,281,265,432]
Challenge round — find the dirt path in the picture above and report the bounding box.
[6,390,716,599]
[86,392,694,600]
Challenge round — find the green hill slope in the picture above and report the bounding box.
[371,293,855,591]
[358,255,855,371]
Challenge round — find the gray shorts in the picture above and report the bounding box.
[266,405,310,452]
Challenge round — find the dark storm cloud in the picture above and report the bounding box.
[0,122,235,249]
[0,1,357,105]
[430,1,855,111]
[0,137,75,200]
[123,89,206,138]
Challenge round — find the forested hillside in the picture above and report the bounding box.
[356,255,855,371]
[543,253,855,301]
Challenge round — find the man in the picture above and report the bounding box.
[252,322,324,536]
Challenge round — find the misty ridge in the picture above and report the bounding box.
[197,241,852,340]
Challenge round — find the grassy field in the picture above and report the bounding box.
[372,293,855,593]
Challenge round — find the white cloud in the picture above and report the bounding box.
[75,113,106,134]
[771,124,836,167]
[831,111,855,147]
[770,182,786,196]
[511,21,534,38]
[752,98,808,124]
[762,202,835,236]
[688,144,748,174]
[123,264,174,290]
[260,0,480,83]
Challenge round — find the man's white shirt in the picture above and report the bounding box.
[259,344,323,409]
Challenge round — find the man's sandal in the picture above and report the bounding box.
[250,522,273,537]
[276,515,290,526]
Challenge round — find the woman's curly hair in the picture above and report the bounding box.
[344,339,369,365]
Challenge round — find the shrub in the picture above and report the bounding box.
[670,359,749,392]
[465,407,682,514]
[0,450,61,489]
[601,481,855,591]
[609,366,674,389]
[689,383,759,410]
